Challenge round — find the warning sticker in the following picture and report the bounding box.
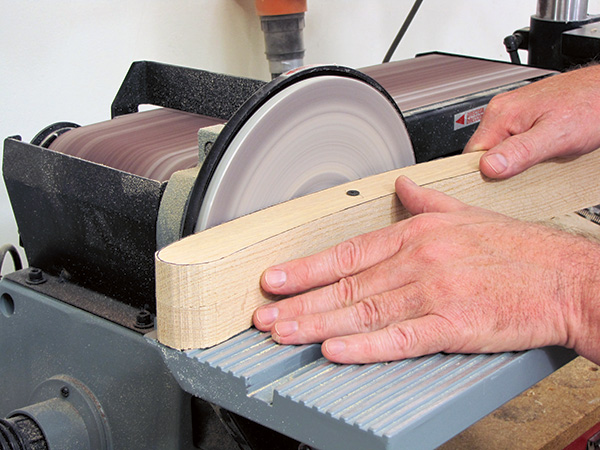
[454,105,486,131]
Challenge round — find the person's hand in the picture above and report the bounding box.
[464,64,600,179]
[253,177,600,364]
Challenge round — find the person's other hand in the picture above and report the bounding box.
[253,177,600,364]
[464,65,600,179]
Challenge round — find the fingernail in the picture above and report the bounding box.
[399,175,417,186]
[264,269,286,288]
[274,320,298,337]
[256,306,278,326]
[483,153,508,174]
[466,142,486,152]
[324,339,346,355]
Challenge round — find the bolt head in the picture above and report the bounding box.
[26,268,47,285]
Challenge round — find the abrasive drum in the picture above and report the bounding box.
[49,108,225,182]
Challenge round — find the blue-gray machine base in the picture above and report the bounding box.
[153,326,575,449]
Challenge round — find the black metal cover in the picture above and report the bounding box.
[111,61,266,119]
[3,138,164,311]
[3,61,266,313]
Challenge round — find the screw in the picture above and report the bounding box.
[60,386,70,398]
[346,190,360,197]
[135,309,154,330]
[26,268,46,285]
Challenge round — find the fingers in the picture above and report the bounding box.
[462,89,548,179]
[255,255,420,331]
[259,179,476,305]
[254,277,368,330]
[321,315,455,364]
[463,117,511,154]
[394,176,472,215]
[263,283,426,343]
[261,223,407,296]
[477,121,561,179]
[465,65,600,180]
[466,113,564,179]
[463,92,519,154]
[463,87,581,179]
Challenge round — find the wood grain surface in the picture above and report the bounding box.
[156,150,600,350]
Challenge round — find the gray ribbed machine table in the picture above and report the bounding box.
[152,329,574,449]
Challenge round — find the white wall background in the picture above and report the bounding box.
[1,0,597,272]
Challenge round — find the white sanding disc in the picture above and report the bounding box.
[195,75,415,231]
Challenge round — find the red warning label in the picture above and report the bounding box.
[454,105,486,131]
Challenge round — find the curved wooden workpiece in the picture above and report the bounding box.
[156,150,600,350]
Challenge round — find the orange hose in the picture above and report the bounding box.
[255,0,307,16]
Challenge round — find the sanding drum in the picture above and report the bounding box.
[48,108,224,182]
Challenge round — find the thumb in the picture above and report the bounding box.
[478,123,561,179]
[395,176,471,215]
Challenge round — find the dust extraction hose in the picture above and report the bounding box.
[255,0,307,78]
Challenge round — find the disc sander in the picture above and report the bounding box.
[190,66,416,233]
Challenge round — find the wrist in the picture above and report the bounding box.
[566,237,600,364]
